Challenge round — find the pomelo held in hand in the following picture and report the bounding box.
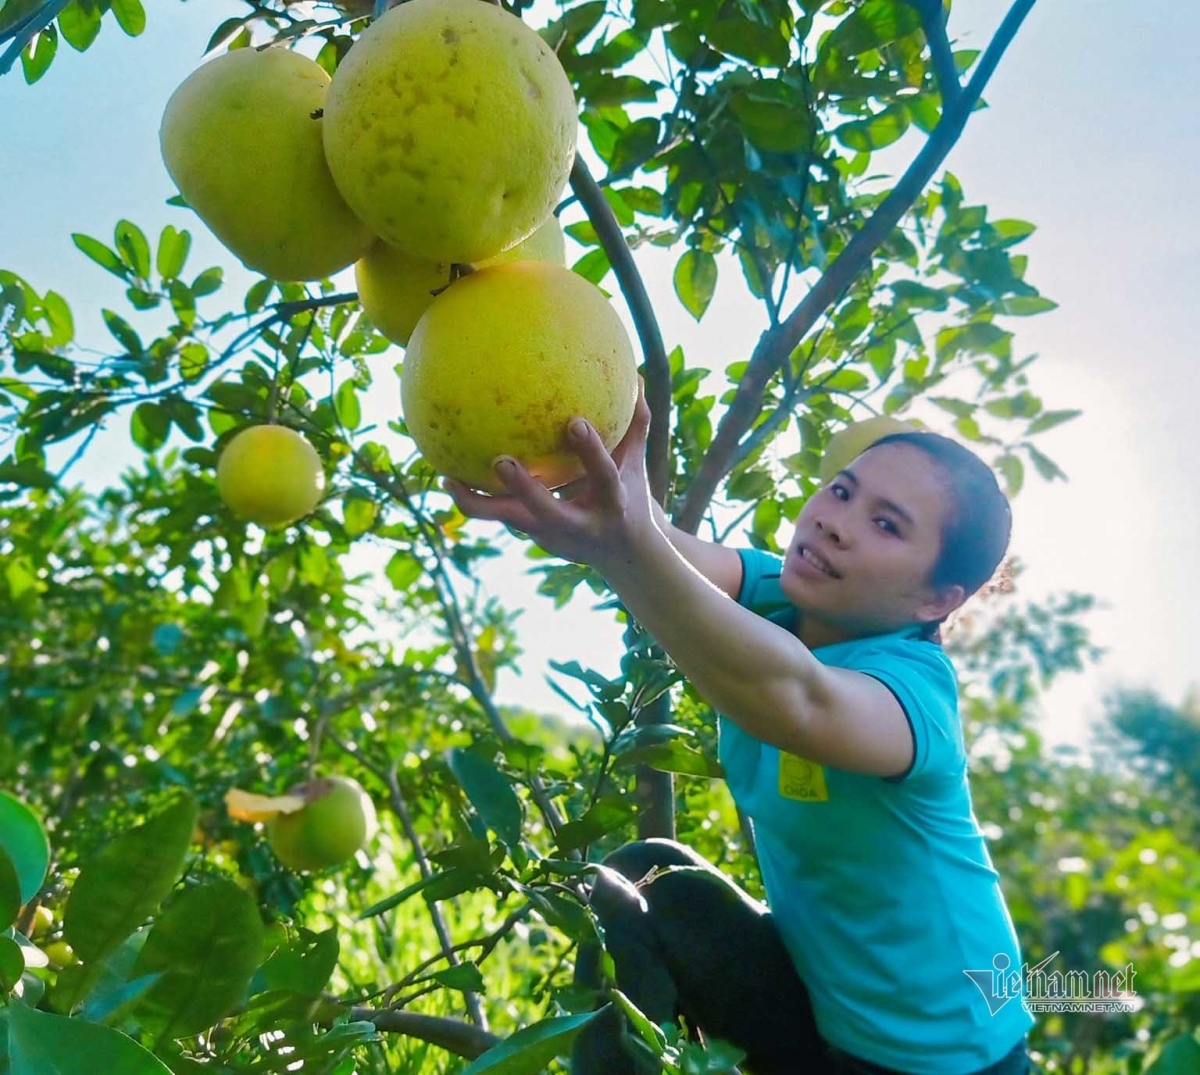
[322,0,578,264]
[402,261,638,495]
[217,425,326,527]
[356,216,567,347]
[819,415,917,485]
[160,48,374,281]
[265,776,377,872]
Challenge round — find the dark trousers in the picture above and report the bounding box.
[569,839,1032,1075]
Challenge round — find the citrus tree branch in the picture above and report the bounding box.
[323,727,489,1030]
[674,0,1037,535]
[344,1007,500,1058]
[0,0,71,78]
[353,460,575,848]
[911,0,963,109]
[568,155,672,507]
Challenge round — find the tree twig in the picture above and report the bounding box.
[914,0,963,109]
[0,0,72,78]
[568,156,672,508]
[674,0,1037,534]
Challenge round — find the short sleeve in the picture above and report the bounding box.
[735,549,791,617]
[848,644,965,783]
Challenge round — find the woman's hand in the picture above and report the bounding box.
[443,375,657,570]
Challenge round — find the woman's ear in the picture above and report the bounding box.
[915,583,966,625]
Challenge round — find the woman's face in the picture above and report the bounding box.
[781,442,965,643]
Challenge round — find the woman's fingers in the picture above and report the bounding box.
[492,455,570,523]
[443,478,538,532]
[565,417,622,510]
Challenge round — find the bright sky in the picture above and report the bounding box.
[2,1,1196,752]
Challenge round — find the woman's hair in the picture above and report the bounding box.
[863,431,1012,642]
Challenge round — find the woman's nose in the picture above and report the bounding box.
[816,519,843,544]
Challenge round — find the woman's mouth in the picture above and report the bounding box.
[794,544,841,579]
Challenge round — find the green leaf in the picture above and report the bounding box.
[334,379,361,430]
[526,889,596,943]
[611,988,667,1055]
[360,871,447,919]
[571,248,611,286]
[72,233,130,280]
[990,218,1037,247]
[731,82,811,153]
[707,1,793,67]
[102,308,143,354]
[1026,443,1067,482]
[1026,409,1081,435]
[555,795,635,854]
[156,225,191,280]
[0,793,50,907]
[1145,1033,1200,1075]
[115,220,151,279]
[614,739,722,778]
[111,0,146,36]
[891,280,948,311]
[343,492,377,537]
[57,0,102,51]
[0,848,20,931]
[8,1003,174,1073]
[998,294,1057,316]
[431,961,486,994]
[132,879,264,1039]
[80,972,163,1026]
[674,249,717,320]
[20,23,57,83]
[244,278,274,313]
[447,748,523,848]
[130,401,170,451]
[254,928,338,997]
[607,116,660,178]
[0,935,23,990]
[0,0,42,37]
[385,550,423,591]
[63,794,197,964]
[461,1009,606,1075]
[179,342,208,382]
[836,104,910,152]
[996,454,1024,497]
[191,266,223,297]
[826,0,920,57]
[930,397,976,420]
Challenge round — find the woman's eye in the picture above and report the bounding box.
[831,483,848,499]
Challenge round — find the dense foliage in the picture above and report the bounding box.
[1,0,1196,1072]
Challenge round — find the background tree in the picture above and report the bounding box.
[2,0,1197,1072]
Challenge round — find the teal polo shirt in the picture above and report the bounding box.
[720,549,1034,1073]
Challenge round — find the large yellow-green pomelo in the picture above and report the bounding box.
[819,416,917,484]
[323,0,578,264]
[266,776,377,873]
[160,48,375,281]
[216,425,327,527]
[402,262,637,494]
[357,217,566,347]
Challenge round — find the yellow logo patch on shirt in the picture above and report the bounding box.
[779,753,829,802]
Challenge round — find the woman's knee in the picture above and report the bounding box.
[601,838,711,882]
[586,840,699,923]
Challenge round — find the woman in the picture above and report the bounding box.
[444,379,1034,1074]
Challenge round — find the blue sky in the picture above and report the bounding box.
[2,1,1197,750]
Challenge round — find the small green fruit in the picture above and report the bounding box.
[30,905,54,940]
[42,940,77,968]
[266,776,376,872]
[216,425,326,527]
